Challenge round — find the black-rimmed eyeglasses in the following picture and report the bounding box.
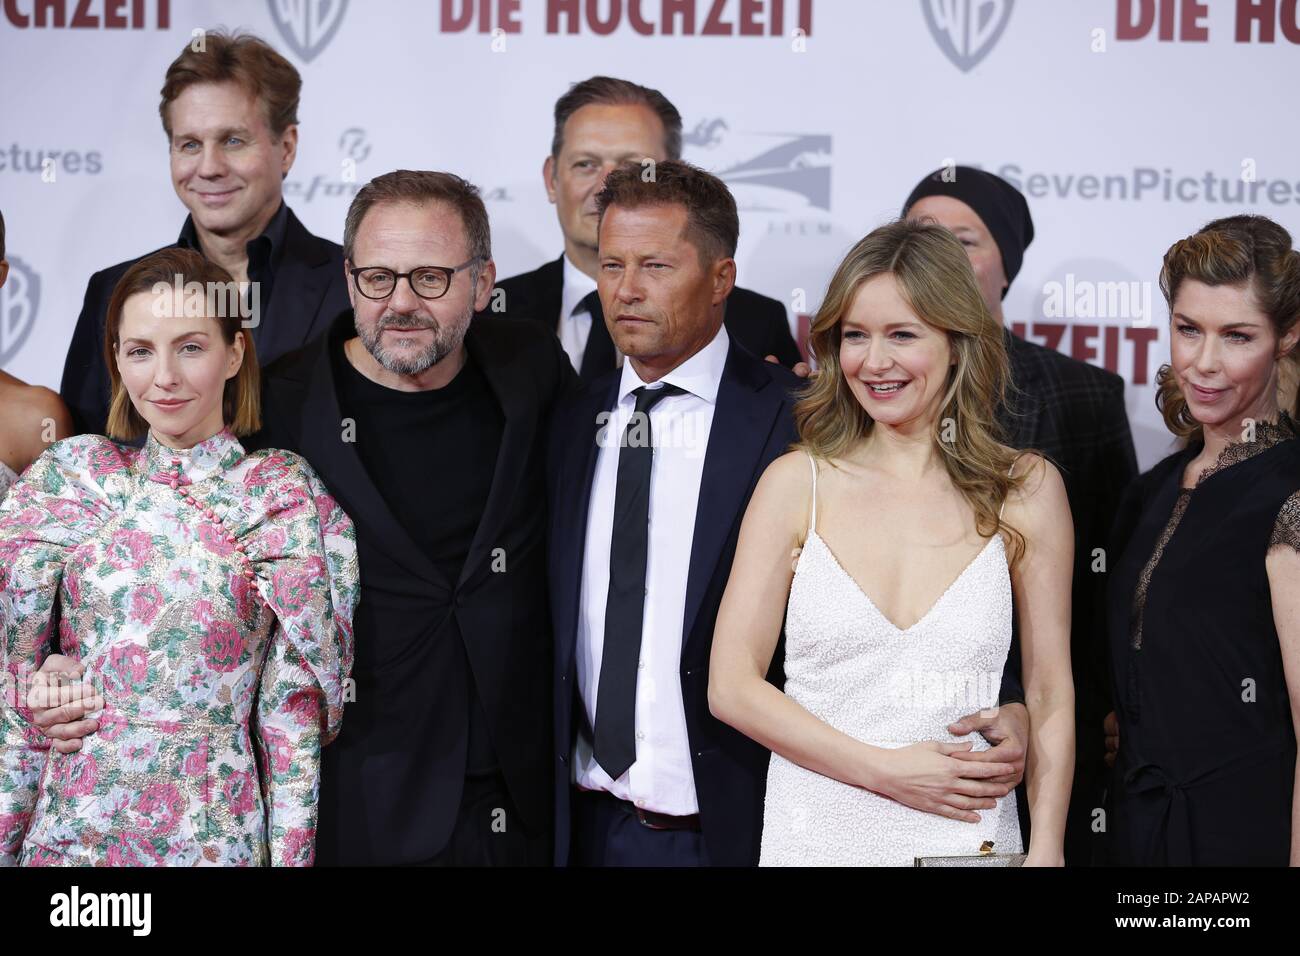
[349,257,481,300]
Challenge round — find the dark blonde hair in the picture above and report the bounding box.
[1156,214,1300,439]
[159,31,300,139]
[104,248,260,440]
[795,219,1029,563]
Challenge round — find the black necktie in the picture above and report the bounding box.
[578,290,617,383]
[593,383,686,780]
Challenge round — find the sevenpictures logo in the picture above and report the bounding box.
[922,0,1015,72]
[0,256,40,366]
[267,0,350,62]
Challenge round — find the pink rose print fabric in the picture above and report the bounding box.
[0,429,358,866]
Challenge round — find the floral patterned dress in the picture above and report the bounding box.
[0,428,358,866]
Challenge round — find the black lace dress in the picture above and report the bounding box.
[1106,415,1300,866]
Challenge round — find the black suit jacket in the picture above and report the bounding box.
[999,329,1137,717]
[998,329,1138,859]
[547,338,799,866]
[60,205,350,436]
[250,309,576,865]
[490,255,803,381]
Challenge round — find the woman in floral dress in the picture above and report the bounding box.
[0,248,359,866]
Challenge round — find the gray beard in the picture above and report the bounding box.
[359,310,470,376]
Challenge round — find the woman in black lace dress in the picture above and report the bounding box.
[1107,214,1300,866]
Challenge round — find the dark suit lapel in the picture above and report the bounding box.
[259,208,335,360]
[681,344,787,656]
[456,325,542,593]
[534,254,565,325]
[293,314,449,592]
[553,375,621,678]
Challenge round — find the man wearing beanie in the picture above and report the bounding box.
[905,166,1137,868]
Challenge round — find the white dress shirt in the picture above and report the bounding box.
[573,325,730,815]
[557,254,599,372]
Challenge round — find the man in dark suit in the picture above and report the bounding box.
[28,171,572,866]
[59,32,349,436]
[904,166,1139,866]
[255,170,571,865]
[489,76,801,382]
[548,161,1031,866]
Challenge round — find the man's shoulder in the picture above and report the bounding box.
[1008,332,1125,402]
[729,338,802,395]
[729,285,786,320]
[262,334,327,384]
[283,206,344,265]
[85,242,179,294]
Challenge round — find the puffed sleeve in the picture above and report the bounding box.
[0,439,118,865]
[239,453,358,866]
[1270,490,1300,555]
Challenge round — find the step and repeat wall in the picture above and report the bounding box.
[2,0,1298,467]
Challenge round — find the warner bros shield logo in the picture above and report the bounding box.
[267,0,350,63]
[0,256,40,366]
[922,0,1014,73]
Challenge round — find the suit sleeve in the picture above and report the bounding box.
[60,272,112,437]
[763,299,803,369]
[997,630,1026,707]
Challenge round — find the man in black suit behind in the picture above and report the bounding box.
[489,76,801,381]
[60,32,349,436]
[547,159,798,866]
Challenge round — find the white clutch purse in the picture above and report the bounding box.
[914,841,1026,867]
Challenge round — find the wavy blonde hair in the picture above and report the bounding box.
[1156,214,1300,440]
[794,219,1030,564]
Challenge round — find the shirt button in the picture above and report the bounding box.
[636,731,645,741]
[637,659,644,669]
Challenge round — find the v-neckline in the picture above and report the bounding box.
[803,529,1000,634]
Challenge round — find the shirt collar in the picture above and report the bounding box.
[560,252,599,321]
[616,324,730,407]
[177,200,290,266]
[142,426,245,485]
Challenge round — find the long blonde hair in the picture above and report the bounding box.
[794,219,1029,564]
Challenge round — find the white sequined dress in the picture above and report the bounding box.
[759,453,1022,866]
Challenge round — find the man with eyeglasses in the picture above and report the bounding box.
[278,169,573,864]
[32,169,574,866]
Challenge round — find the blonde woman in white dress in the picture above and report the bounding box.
[709,220,1075,866]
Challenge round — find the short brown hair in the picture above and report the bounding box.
[1156,214,1300,438]
[552,76,683,160]
[104,248,261,440]
[159,31,301,138]
[343,170,491,267]
[595,160,738,264]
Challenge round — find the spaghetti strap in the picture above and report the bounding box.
[999,454,1020,520]
[806,451,819,535]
